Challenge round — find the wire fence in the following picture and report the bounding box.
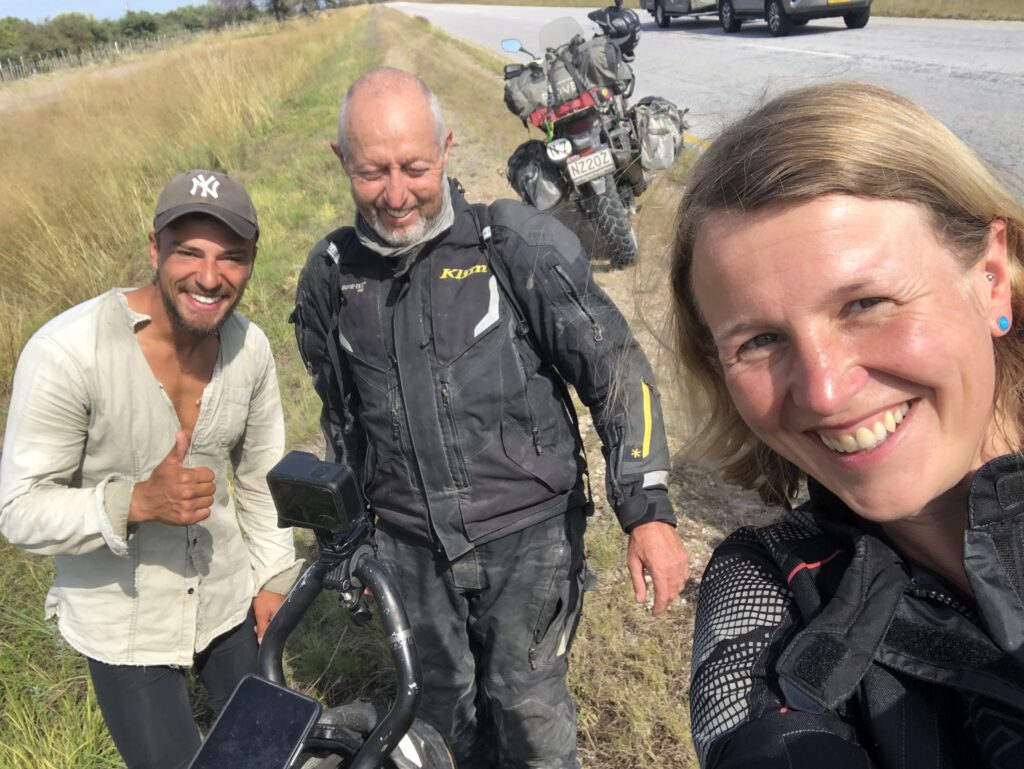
[0,24,250,85]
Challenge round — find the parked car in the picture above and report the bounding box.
[639,0,718,28]
[718,0,872,36]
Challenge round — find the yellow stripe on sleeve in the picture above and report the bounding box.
[642,382,652,458]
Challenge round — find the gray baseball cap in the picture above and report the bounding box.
[153,169,259,241]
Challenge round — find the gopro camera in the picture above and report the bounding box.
[266,451,362,533]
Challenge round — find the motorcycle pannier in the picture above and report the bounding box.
[631,96,688,170]
[506,140,568,211]
[504,64,549,121]
[575,36,634,95]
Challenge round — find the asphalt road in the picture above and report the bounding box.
[390,3,1024,186]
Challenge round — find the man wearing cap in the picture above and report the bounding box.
[0,169,301,769]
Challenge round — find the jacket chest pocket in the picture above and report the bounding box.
[336,291,393,373]
[430,272,504,365]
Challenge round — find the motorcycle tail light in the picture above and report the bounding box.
[565,118,593,135]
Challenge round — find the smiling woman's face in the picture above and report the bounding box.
[690,194,1012,525]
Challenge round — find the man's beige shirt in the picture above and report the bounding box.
[0,289,301,665]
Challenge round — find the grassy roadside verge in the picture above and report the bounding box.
[872,0,1024,20]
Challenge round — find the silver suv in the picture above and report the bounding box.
[719,0,872,37]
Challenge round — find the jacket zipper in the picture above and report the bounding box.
[553,265,603,342]
[391,405,402,444]
[440,381,470,488]
[907,583,980,623]
[609,428,626,507]
[385,382,408,456]
[508,337,543,455]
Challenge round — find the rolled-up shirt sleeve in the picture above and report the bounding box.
[0,336,131,557]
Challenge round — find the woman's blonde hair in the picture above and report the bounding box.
[671,82,1024,506]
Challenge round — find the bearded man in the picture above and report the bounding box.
[293,69,690,768]
[0,169,301,769]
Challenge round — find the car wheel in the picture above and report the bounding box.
[844,7,871,28]
[719,0,741,33]
[766,0,792,37]
[655,1,670,28]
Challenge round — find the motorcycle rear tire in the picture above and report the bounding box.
[580,189,637,268]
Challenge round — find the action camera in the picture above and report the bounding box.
[266,451,362,533]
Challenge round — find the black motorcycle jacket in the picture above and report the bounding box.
[689,454,1024,769]
[292,181,674,560]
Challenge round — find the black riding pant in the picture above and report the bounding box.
[87,608,258,769]
[376,510,587,769]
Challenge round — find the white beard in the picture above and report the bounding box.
[367,204,432,246]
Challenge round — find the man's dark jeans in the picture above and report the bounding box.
[376,510,587,769]
[87,609,258,769]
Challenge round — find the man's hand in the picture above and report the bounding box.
[128,431,215,525]
[253,589,286,643]
[627,521,690,616]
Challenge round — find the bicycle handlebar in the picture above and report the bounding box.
[349,556,422,769]
[258,558,329,685]
[257,551,421,769]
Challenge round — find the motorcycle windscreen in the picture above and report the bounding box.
[187,674,321,769]
[539,16,586,51]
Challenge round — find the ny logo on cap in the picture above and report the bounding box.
[190,174,220,199]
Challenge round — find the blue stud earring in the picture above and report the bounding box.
[998,316,1011,332]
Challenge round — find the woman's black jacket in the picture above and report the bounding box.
[691,454,1024,768]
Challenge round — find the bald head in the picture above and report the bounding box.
[330,68,453,247]
[336,68,447,157]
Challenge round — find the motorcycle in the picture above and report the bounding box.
[187,451,455,769]
[501,1,686,268]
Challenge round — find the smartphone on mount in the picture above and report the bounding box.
[187,674,321,769]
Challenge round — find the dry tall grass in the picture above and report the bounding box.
[0,11,370,423]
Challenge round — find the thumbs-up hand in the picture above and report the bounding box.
[128,431,216,525]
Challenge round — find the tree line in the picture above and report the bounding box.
[0,1,361,63]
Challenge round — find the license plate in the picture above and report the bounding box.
[566,148,615,185]
[827,0,853,4]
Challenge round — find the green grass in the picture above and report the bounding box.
[0,546,121,767]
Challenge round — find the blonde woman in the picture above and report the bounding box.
[672,82,1024,768]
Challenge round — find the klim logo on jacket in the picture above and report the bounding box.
[440,264,488,280]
